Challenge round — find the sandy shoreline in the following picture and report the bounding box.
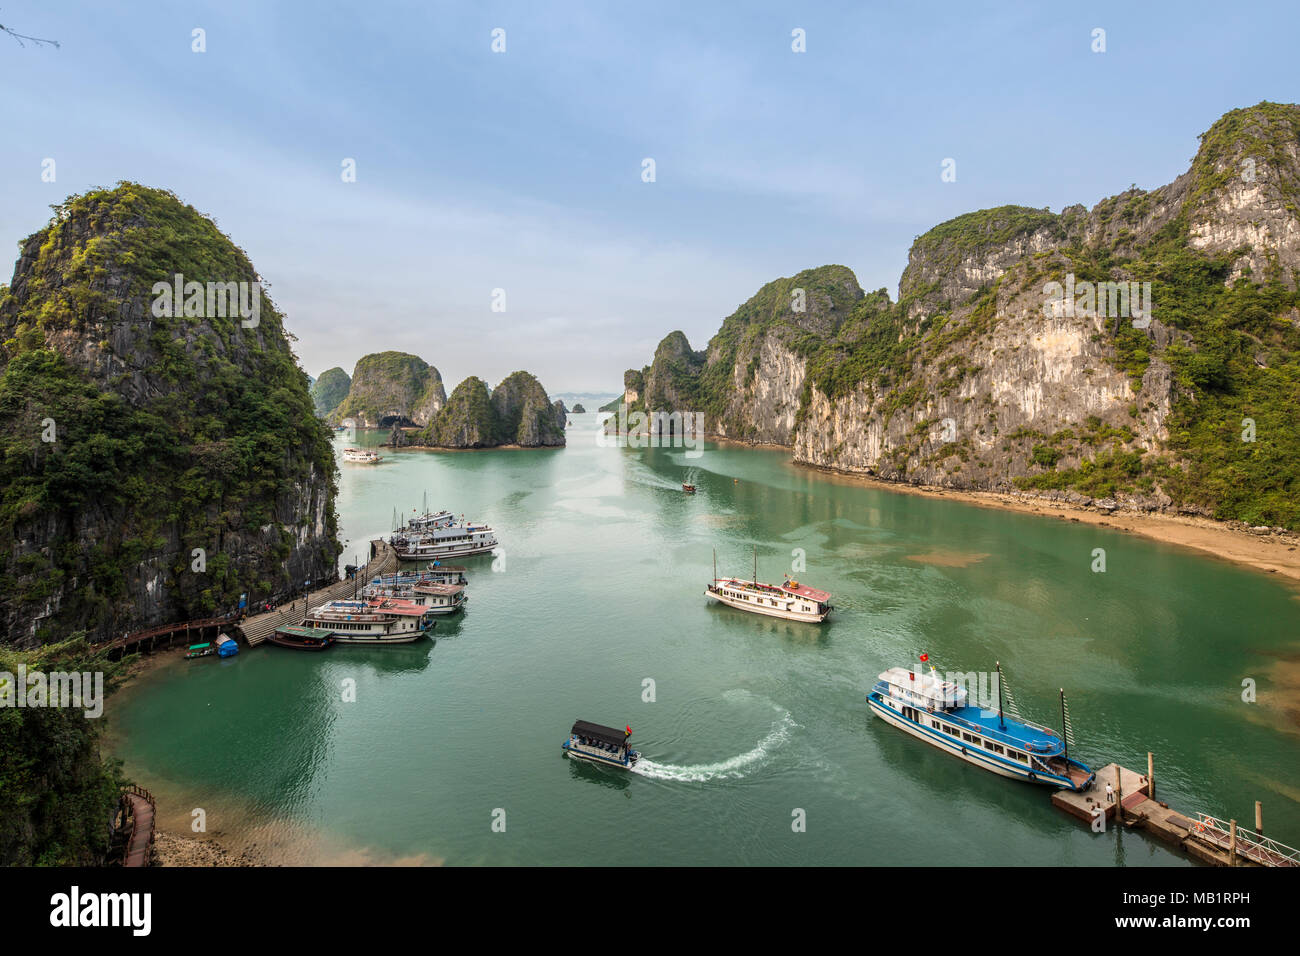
[792,460,1300,587]
[153,832,265,866]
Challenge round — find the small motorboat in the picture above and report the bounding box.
[682,483,696,494]
[562,720,640,769]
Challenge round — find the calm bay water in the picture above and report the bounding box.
[110,415,1300,865]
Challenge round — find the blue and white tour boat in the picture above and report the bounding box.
[867,660,1095,791]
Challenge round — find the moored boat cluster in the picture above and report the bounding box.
[266,505,494,651]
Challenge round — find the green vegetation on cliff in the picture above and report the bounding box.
[331,351,445,426]
[0,183,340,645]
[0,638,125,865]
[696,265,861,424]
[618,104,1300,527]
[421,376,498,446]
[310,366,350,417]
[419,371,565,447]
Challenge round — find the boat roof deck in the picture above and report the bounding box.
[276,625,330,638]
[782,581,831,601]
[715,576,831,601]
[944,704,1063,754]
[366,599,429,615]
[412,583,464,595]
[570,720,628,747]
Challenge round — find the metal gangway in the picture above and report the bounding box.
[1190,812,1300,867]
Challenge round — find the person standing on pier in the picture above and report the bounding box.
[1106,781,1115,804]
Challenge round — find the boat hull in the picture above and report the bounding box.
[867,694,1089,791]
[396,542,497,561]
[327,629,431,644]
[267,634,333,651]
[562,741,639,770]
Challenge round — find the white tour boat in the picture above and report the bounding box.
[704,550,831,623]
[392,522,498,561]
[342,447,383,463]
[404,509,455,532]
[360,580,467,615]
[296,599,435,644]
[368,566,469,587]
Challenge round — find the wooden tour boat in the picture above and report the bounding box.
[268,625,335,651]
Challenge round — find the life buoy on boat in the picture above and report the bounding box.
[1028,772,1037,781]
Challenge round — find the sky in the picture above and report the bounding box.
[1,1,1297,393]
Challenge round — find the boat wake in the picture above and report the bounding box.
[630,711,797,783]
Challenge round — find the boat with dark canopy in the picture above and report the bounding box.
[562,720,640,769]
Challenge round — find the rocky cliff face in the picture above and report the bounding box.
[420,371,565,448]
[615,103,1300,527]
[423,376,494,447]
[310,366,351,416]
[331,351,446,427]
[615,266,864,444]
[0,184,340,647]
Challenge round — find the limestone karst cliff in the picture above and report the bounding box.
[310,366,351,417]
[418,370,565,448]
[330,351,446,427]
[0,183,340,647]
[614,103,1300,528]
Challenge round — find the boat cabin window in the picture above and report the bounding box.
[962,732,978,744]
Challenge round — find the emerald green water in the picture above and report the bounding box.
[111,416,1300,865]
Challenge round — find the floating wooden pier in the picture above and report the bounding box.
[99,539,396,655]
[1052,757,1299,867]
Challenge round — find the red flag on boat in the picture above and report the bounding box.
[919,653,929,663]
[625,726,632,736]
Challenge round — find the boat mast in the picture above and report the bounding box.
[1060,689,1074,760]
[712,548,717,585]
[753,545,757,586]
[996,660,1005,730]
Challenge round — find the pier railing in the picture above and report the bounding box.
[1192,813,1300,867]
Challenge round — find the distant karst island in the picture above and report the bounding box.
[313,351,566,449]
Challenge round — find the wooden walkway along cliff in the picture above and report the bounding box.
[238,539,395,646]
[120,785,156,867]
[98,615,237,661]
